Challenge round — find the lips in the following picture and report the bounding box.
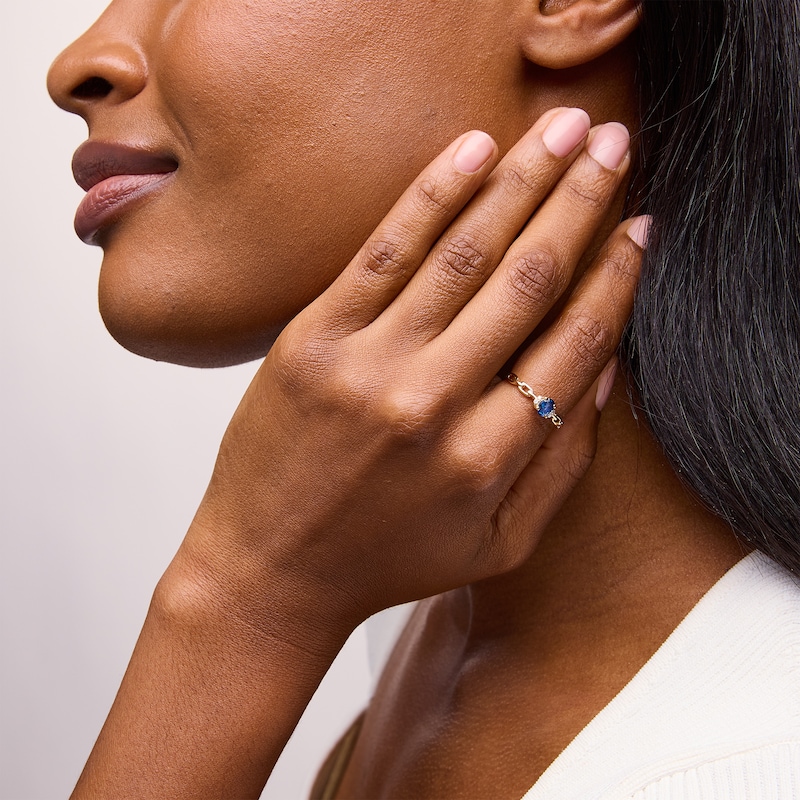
[72,141,178,243]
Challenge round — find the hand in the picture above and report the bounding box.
[189,107,648,639]
[73,109,649,798]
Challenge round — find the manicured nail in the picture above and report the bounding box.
[542,108,591,158]
[627,215,652,249]
[587,123,630,170]
[595,358,618,412]
[453,131,495,173]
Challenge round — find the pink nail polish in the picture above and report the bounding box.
[587,123,630,170]
[453,131,495,173]
[541,108,591,158]
[627,215,652,249]
[595,358,618,412]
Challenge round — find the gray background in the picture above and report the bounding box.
[1,2,372,797]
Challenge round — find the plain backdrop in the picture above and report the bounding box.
[1,2,376,797]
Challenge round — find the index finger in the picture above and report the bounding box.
[310,130,498,334]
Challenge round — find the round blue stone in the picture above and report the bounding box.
[537,398,555,417]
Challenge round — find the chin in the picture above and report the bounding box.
[106,321,281,368]
[99,299,284,367]
[97,258,290,369]
[93,214,326,368]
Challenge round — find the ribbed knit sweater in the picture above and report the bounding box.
[521,552,800,799]
[363,553,800,798]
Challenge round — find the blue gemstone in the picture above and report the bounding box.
[537,398,555,417]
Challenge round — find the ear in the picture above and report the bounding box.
[521,0,642,70]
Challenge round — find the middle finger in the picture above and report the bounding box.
[380,107,591,339]
[436,121,631,386]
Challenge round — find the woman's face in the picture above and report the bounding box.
[48,0,629,366]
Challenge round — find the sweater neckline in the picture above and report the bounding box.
[521,551,799,798]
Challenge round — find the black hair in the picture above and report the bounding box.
[624,0,800,573]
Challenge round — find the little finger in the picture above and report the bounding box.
[481,372,605,574]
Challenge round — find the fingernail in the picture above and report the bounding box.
[453,131,496,173]
[587,123,630,170]
[627,215,652,249]
[595,358,618,412]
[541,108,591,158]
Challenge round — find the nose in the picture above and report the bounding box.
[47,23,147,120]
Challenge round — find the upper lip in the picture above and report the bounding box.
[72,141,178,192]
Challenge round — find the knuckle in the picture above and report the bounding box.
[270,330,331,394]
[601,243,641,285]
[506,249,561,307]
[450,445,504,497]
[479,517,530,575]
[565,311,615,367]
[435,234,492,283]
[413,177,455,220]
[498,535,531,573]
[499,161,545,196]
[563,441,597,482]
[560,175,608,212]
[360,235,410,280]
[378,389,444,444]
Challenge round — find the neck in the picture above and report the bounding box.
[460,374,747,676]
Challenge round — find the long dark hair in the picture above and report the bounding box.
[624,0,800,573]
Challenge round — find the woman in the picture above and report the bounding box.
[46,0,800,797]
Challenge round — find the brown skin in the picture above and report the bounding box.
[46,0,639,367]
[339,396,745,799]
[47,0,745,797]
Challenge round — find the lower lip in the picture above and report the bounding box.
[74,172,176,243]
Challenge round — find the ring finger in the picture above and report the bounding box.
[435,122,631,386]
[468,216,648,454]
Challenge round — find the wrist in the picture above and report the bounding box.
[72,524,355,799]
[154,524,357,666]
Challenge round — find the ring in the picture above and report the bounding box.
[505,373,563,428]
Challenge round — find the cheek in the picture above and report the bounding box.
[99,0,517,366]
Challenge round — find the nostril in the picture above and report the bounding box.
[72,76,113,100]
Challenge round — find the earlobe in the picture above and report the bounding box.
[521,0,642,70]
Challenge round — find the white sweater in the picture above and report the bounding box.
[521,552,800,799]
[366,552,800,798]
[367,553,800,800]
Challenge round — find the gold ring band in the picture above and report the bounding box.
[506,373,563,428]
